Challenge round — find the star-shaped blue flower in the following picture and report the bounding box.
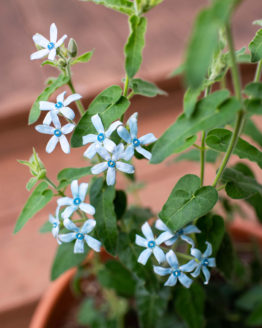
[91,143,134,186]
[190,242,216,285]
[58,180,95,219]
[117,112,157,160]
[40,91,81,125]
[135,222,173,265]
[155,219,201,247]
[154,250,196,288]
[49,206,61,243]
[82,114,122,159]
[59,218,101,253]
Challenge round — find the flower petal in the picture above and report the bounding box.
[180,260,198,273]
[49,214,56,224]
[155,231,174,245]
[202,266,211,285]
[32,33,49,48]
[74,239,84,253]
[153,246,166,264]
[57,197,73,206]
[127,112,138,139]
[43,112,54,125]
[104,138,117,153]
[178,272,193,288]
[203,242,213,258]
[30,49,49,60]
[63,218,79,232]
[117,126,131,143]
[105,121,122,137]
[139,133,157,145]
[135,235,147,247]
[55,35,67,48]
[123,145,134,161]
[97,147,111,161]
[85,235,101,252]
[84,143,97,159]
[106,167,116,186]
[137,248,152,265]
[166,250,179,268]
[71,180,79,198]
[50,23,58,43]
[60,107,75,121]
[155,219,170,232]
[61,123,75,135]
[59,135,70,154]
[207,257,216,268]
[153,266,172,276]
[35,124,54,134]
[48,48,56,61]
[59,232,76,243]
[64,93,82,106]
[136,146,152,160]
[191,264,201,278]
[190,248,202,260]
[51,111,61,129]
[62,205,78,219]
[57,91,66,103]
[180,234,195,247]
[91,162,108,174]
[79,183,88,202]
[141,222,154,240]
[183,225,201,235]
[112,143,125,161]
[46,135,59,153]
[91,114,104,133]
[81,219,96,234]
[164,274,177,287]
[83,134,97,145]
[165,236,178,246]
[40,101,55,111]
[79,203,96,215]
[116,162,134,174]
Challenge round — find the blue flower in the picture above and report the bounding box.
[40,91,81,125]
[154,250,196,288]
[155,219,201,247]
[117,112,157,160]
[35,113,75,154]
[59,218,101,253]
[58,180,95,219]
[49,206,61,243]
[30,23,67,61]
[135,222,173,265]
[91,144,134,186]
[82,114,122,159]
[190,242,216,285]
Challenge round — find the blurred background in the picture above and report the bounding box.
[1,0,262,326]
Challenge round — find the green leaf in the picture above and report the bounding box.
[222,167,262,199]
[170,64,185,77]
[90,178,118,255]
[140,0,164,14]
[71,86,129,147]
[125,15,147,78]
[253,20,262,27]
[51,243,88,281]
[246,302,262,326]
[216,232,235,279]
[244,82,262,99]
[206,128,262,169]
[243,118,262,147]
[245,98,262,115]
[151,91,238,164]
[175,149,218,163]
[249,29,262,62]
[26,177,38,191]
[77,299,107,327]
[81,0,135,15]
[28,74,70,125]
[136,284,170,328]
[41,60,57,67]
[247,193,262,223]
[71,50,93,64]
[196,215,225,255]
[175,283,205,328]
[39,220,52,233]
[131,78,167,97]
[57,166,92,188]
[123,206,153,231]
[114,190,127,220]
[14,181,53,233]
[98,260,136,297]
[183,87,202,117]
[159,174,218,231]
[236,286,262,311]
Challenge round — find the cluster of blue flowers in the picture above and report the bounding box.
[136,220,216,287]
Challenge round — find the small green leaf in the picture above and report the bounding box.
[236,286,262,311]
[243,118,262,147]
[98,260,136,297]
[140,0,164,14]
[249,29,262,62]
[183,87,202,117]
[170,64,185,77]
[159,174,218,231]
[28,74,70,125]
[57,166,92,188]
[41,60,57,67]
[14,182,53,233]
[81,0,135,15]
[196,215,225,255]
[151,91,238,164]
[125,15,147,78]
[175,149,218,163]
[216,232,235,279]
[26,177,38,191]
[39,220,52,233]
[51,243,88,281]
[206,128,262,169]
[90,178,118,255]
[114,190,127,220]
[89,85,123,114]
[244,82,262,99]
[71,50,93,64]
[131,78,167,97]
[77,299,107,327]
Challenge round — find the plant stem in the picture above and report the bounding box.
[67,78,85,116]
[123,75,129,97]
[212,23,245,187]
[254,60,262,82]
[176,252,196,262]
[127,90,135,100]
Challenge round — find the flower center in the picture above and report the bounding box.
[147,240,156,248]
[73,197,81,205]
[55,101,63,109]
[97,133,105,142]
[108,160,116,168]
[76,233,84,240]
[173,270,181,277]
[47,42,55,50]
[177,229,184,236]
[202,258,209,266]
[132,138,140,147]
[54,129,62,137]
[53,222,58,228]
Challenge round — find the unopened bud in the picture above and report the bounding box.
[68,38,78,58]
[58,58,67,68]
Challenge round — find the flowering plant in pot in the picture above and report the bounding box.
[15,0,262,327]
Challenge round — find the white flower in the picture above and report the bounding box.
[91,144,134,186]
[30,23,67,61]
[82,114,122,159]
[35,113,75,154]
[40,91,81,125]
[49,206,61,244]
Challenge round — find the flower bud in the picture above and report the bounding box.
[57,58,67,68]
[18,148,46,179]
[68,38,78,58]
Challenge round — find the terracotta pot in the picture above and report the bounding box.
[30,222,262,328]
